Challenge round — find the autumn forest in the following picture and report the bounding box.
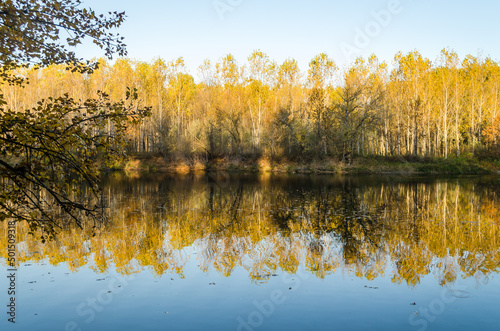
[3,49,500,163]
[3,0,500,329]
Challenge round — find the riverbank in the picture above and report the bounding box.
[107,154,500,175]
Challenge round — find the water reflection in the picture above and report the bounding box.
[2,174,499,287]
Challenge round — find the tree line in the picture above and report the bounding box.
[3,49,500,161]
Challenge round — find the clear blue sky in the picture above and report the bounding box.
[80,0,500,74]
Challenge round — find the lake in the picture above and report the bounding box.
[1,173,499,330]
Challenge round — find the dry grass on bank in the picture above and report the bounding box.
[107,153,500,175]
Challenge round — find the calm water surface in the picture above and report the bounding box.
[1,174,500,330]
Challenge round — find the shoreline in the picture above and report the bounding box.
[105,154,500,176]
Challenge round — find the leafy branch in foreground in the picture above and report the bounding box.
[0,89,151,241]
[0,0,146,238]
[0,0,126,84]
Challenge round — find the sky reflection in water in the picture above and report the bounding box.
[1,174,499,330]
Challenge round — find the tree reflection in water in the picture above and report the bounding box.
[1,174,499,287]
